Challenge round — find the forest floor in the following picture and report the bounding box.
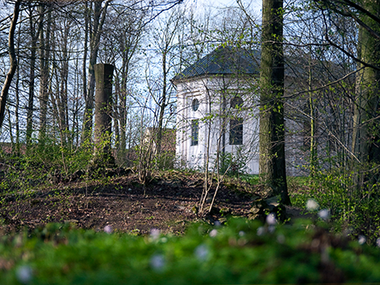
[0,170,310,235]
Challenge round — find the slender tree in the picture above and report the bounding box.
[38,3,51,141]
[26,4,43,146]
[0,0,21,130]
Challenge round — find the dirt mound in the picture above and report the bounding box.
[0,171,258,235]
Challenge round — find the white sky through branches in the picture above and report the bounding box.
[191,0,262,17]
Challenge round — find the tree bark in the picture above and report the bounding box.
[352,0,380,189]
[0,0,21,130]
[82,2,89,137]
[259,0,290,205]
[93,63,115,167]
[26,4,44,146]
[38,4,51,141]
[156,50,168,155]
[58,26,69,145]
[15,13,21,156]
[119,56,128,155]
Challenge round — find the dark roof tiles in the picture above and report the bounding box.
[173,46,260,81]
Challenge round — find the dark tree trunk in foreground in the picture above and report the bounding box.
[0,0,21,130]
[259,0,291,205]
[352,0,380,190]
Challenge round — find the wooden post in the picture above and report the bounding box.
[93,63,115,168]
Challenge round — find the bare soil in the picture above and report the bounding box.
[0,170,263,235]
[0,170,312,235]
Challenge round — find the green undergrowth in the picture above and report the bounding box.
[240,174,260,185]
[0,139,92,194]
[287,170,380,244]
[1,218,380,284]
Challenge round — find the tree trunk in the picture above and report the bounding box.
[352,0,380,189]
[27,6,36,145]
[58,27,69,145]
[0,0,20,130]
[39,4,51,141]
[119,59,128,156]
[156,51,168,156]
[26,4,44,146]
[82,2,89,139]
[308,52,317,177]
[113,71,120,155]
[15,14,21,156]
[259,0,290,205]
[93,63,115,167]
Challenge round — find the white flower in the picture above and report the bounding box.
[318,209,330,220]
[209,229,218,238]
[238,231,245,237]
[16,265,32,284]
[257,226,265,236]
[104,225,113,234]
[150,228,160,240]
[150,254,165,271]
[266,213,276,225]
[306,199,319,211]
[277,234,285,244]
[160,237,168,243]
[358,235,366,245]
[194,244,209,261]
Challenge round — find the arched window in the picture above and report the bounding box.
[230,96,243,109]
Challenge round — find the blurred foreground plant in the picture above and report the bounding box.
[1,218,380,284]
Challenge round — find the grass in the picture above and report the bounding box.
[239,174,260,185]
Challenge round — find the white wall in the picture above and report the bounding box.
[175,76,260,174]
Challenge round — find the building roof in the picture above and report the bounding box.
[172,46,353,86]
[172,46,260,81]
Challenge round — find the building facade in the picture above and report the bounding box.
[173,46,262,174]
[172,46,345,176]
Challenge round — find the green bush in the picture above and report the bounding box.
[297,166,380,244]
[0,138,92,194]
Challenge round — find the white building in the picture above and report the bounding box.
[172,46,261,174]
[172,46,350,176]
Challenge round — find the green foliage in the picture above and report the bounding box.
[219,150,247,177]
[287,176,311,208]
[153,151,176,170]
[300,166,380,243]
[1,219,380,284]
[240,174,260,185]
[0,137,92,194]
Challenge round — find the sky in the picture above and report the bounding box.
[192,0,262,17]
